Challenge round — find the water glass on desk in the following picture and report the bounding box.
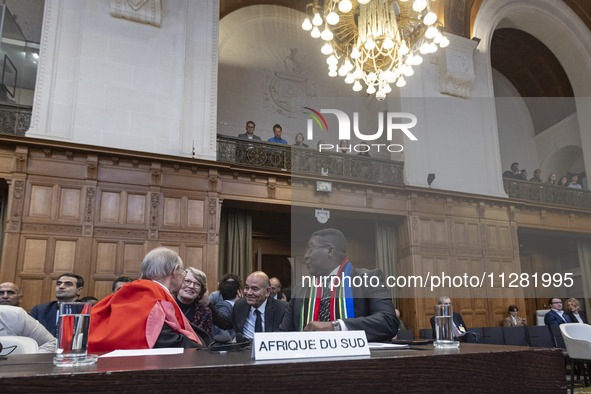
[433,304,459,349]
[53,302,98,367]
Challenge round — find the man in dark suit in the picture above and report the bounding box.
[279,228,398,342]
[30,273,84,337]
[544,298,572,325]
[430,296,476,343]
[237,121,261,140]
[232,271,287,339]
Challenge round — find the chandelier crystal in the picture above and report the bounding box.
[302,0,449,99]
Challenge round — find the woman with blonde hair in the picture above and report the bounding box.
[566,297,588,324]
[176,267,213,335]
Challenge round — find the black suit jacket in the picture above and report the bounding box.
[232,297,288,338]
[30,301,59,337]
[279,267,398,342]
[566,311,588,324]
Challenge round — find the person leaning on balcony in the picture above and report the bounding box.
[558,176,568,187]
[529,169,542,183]
[267,124,287,144]
[293,133,308,147]
[238,121,261,141]
[546,173,556,185]
[568,174,582,189]
[502,162,526,180]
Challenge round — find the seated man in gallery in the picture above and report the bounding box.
[88,247,204,351]
[279,228,398,342]
[0,305,57,353]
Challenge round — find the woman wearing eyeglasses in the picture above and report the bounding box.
[176,267,212,336]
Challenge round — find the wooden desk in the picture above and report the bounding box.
[0,344,565,392]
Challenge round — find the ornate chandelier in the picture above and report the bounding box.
[302,0,449,99]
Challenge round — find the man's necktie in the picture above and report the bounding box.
[254,309,263,332]
[319,298,331,322]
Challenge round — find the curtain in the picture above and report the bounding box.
[577,239,591,314]
[218,209,252,282]
[376,221,397,306]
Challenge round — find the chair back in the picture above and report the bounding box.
[548,324,566,348]
[526,325,554,347]
[482,326,505,345]
[536,309,550,326]
[502,326,528,346]
[0,336,39,355]
[560,323,591,360]
[419,328,433,339]
[397,329,414,340]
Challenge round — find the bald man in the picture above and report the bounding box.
[0,282,22,306]
[232,271,287,339]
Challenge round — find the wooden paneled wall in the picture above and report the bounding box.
[0,144,219,310]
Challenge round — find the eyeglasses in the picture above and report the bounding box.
[183,279,201,288]
[551,301,562,304]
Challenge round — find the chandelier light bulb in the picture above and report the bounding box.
[321,43,334,55]
[311,26,321,38]
[399,40,409,55]
[396,77,406,87]
[419,42,429,54]
[321,28,334,41]
[423,11,437,26]
[329,64,338,71]
[440,36,450,48]
[312,13,323,26]
[358,0,371,4]
[403,66,414,77]
[412,0,428,12]
[365,37,376,50]
[353,80,363,91]
[433,33,441,44]
[327,54,339,65]
[345,73,355,84]
[339,0,353,13]
[350,46,361,59]
[353,68,363,79]
[367,72,377,82]
[328,70,338,77]
[405,54,414,65]
[344,59,354,71]
[326,12,340,25]
[429,42,438,53]
[302,18,313,31]
[383,36,395,50]
[367,85,377,94]
[383,71,396,82]
[338,65,348,76]
[413,54,423,65]
[425,26,438,40]
[383,84,392,94]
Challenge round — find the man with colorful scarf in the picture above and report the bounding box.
[279,228,398,342]
[88,247,203,352]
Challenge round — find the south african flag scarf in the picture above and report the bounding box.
[299,259,355,330]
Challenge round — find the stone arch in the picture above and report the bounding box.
[472,0,591,181]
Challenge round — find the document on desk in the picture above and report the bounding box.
[99,348,184,358]
[368,342,409,350]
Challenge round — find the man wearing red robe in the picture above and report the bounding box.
[88,247,203,352]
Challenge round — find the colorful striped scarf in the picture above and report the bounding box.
[299,259,355,330]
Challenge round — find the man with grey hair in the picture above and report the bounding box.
[88,247,203,352]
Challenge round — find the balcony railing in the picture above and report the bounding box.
[0,104,31,136]
[217,135,405,185]
[503,178,591,210]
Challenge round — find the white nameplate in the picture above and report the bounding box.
[252,331,370,361]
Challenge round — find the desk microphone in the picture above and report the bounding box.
[212,331,232,344]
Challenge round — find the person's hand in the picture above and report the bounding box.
[303,321,333,331]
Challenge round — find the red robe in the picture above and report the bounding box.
[88,279,200,352]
